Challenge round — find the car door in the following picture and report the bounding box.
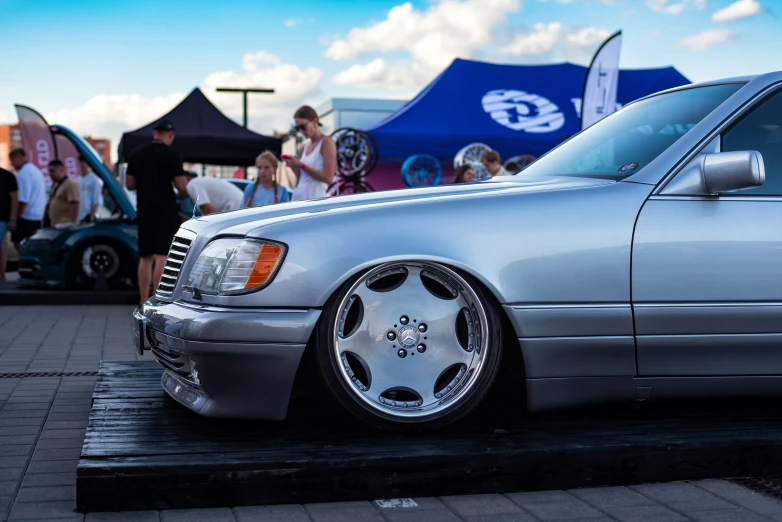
[632,87,782,376]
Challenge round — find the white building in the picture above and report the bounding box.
[315,98,407,135]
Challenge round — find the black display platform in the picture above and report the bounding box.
[0,281,138,305]
[77,361,782,512]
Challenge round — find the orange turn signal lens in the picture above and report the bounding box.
[244,243,284,289]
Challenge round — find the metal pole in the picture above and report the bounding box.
[242,92,248,128]
[242,92,248,179]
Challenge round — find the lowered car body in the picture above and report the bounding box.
[135,71,782,430]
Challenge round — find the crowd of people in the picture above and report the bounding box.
[125,105,337,303]
[0,149,105,282]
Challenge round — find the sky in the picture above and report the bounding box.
[0,0,777,160]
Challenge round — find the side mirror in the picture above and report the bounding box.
[661,150,765,196]
[703,150,764,194]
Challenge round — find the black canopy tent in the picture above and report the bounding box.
[117,88,281,166]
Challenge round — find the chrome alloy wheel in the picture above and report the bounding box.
[332,262,490,419]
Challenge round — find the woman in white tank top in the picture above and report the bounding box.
[283,106,336,201]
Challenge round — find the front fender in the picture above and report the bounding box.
[314,254,505,310]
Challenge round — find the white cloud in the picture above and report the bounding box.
[325,0,521,71]
[645,0,705,15]
[46,51,323,162]
[284,16,315,27]
[712,0,761,22]
[680,28,736,50]
[46,93,186,158]
[241,50,282,72]
[327,0,611,90]
[499,22,612,62]
[538,0,622,3]
[331,58,431,90]
[326,0,533,90]
[565,26,613,47]
[500,23,563,55]
[203,51,323,127]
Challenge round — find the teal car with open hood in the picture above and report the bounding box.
[17,125,250,289]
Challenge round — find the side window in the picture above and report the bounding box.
[722,90,782,195]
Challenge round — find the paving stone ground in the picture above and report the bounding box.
[2,304,782,522]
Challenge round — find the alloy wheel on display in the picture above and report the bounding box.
[332,262,490,419]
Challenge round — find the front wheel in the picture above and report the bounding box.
[316,261,503,431]
[67,242,127,290]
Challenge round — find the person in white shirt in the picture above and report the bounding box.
[283,105,336,201]
[9,148,46,252]
[76,155,104,223]
[184,175,243,215]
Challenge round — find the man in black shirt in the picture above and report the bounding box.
[126,120,188,303]
[0,167,18,282]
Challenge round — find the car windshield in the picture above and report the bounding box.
[517,83,745,181]
[96,189,121,220]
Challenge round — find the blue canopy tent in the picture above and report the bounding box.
[367,59,690,162]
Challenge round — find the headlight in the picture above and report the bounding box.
[186,238,286,295]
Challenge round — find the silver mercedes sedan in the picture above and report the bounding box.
[134,72,782,431]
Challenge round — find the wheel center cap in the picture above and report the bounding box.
[397,325,420,347]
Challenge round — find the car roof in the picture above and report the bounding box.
[624,75,756,108]
[651,76,754,96]
[689,74,759,86]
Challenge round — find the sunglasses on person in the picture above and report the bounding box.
[295,121,310,132]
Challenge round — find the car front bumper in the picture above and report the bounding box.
[17,239,67,287]
[133,298,321,420]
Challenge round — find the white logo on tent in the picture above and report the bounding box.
[482,90,565,133]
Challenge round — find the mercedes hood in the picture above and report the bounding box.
[180,175,615,239]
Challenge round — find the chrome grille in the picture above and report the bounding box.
[156,235,193,296]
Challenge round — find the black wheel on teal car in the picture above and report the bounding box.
[315,261,503,432]
[67,242,129,289]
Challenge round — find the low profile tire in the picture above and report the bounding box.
[315,261,503,432]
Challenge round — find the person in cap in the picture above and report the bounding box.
[125,119,188,304]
